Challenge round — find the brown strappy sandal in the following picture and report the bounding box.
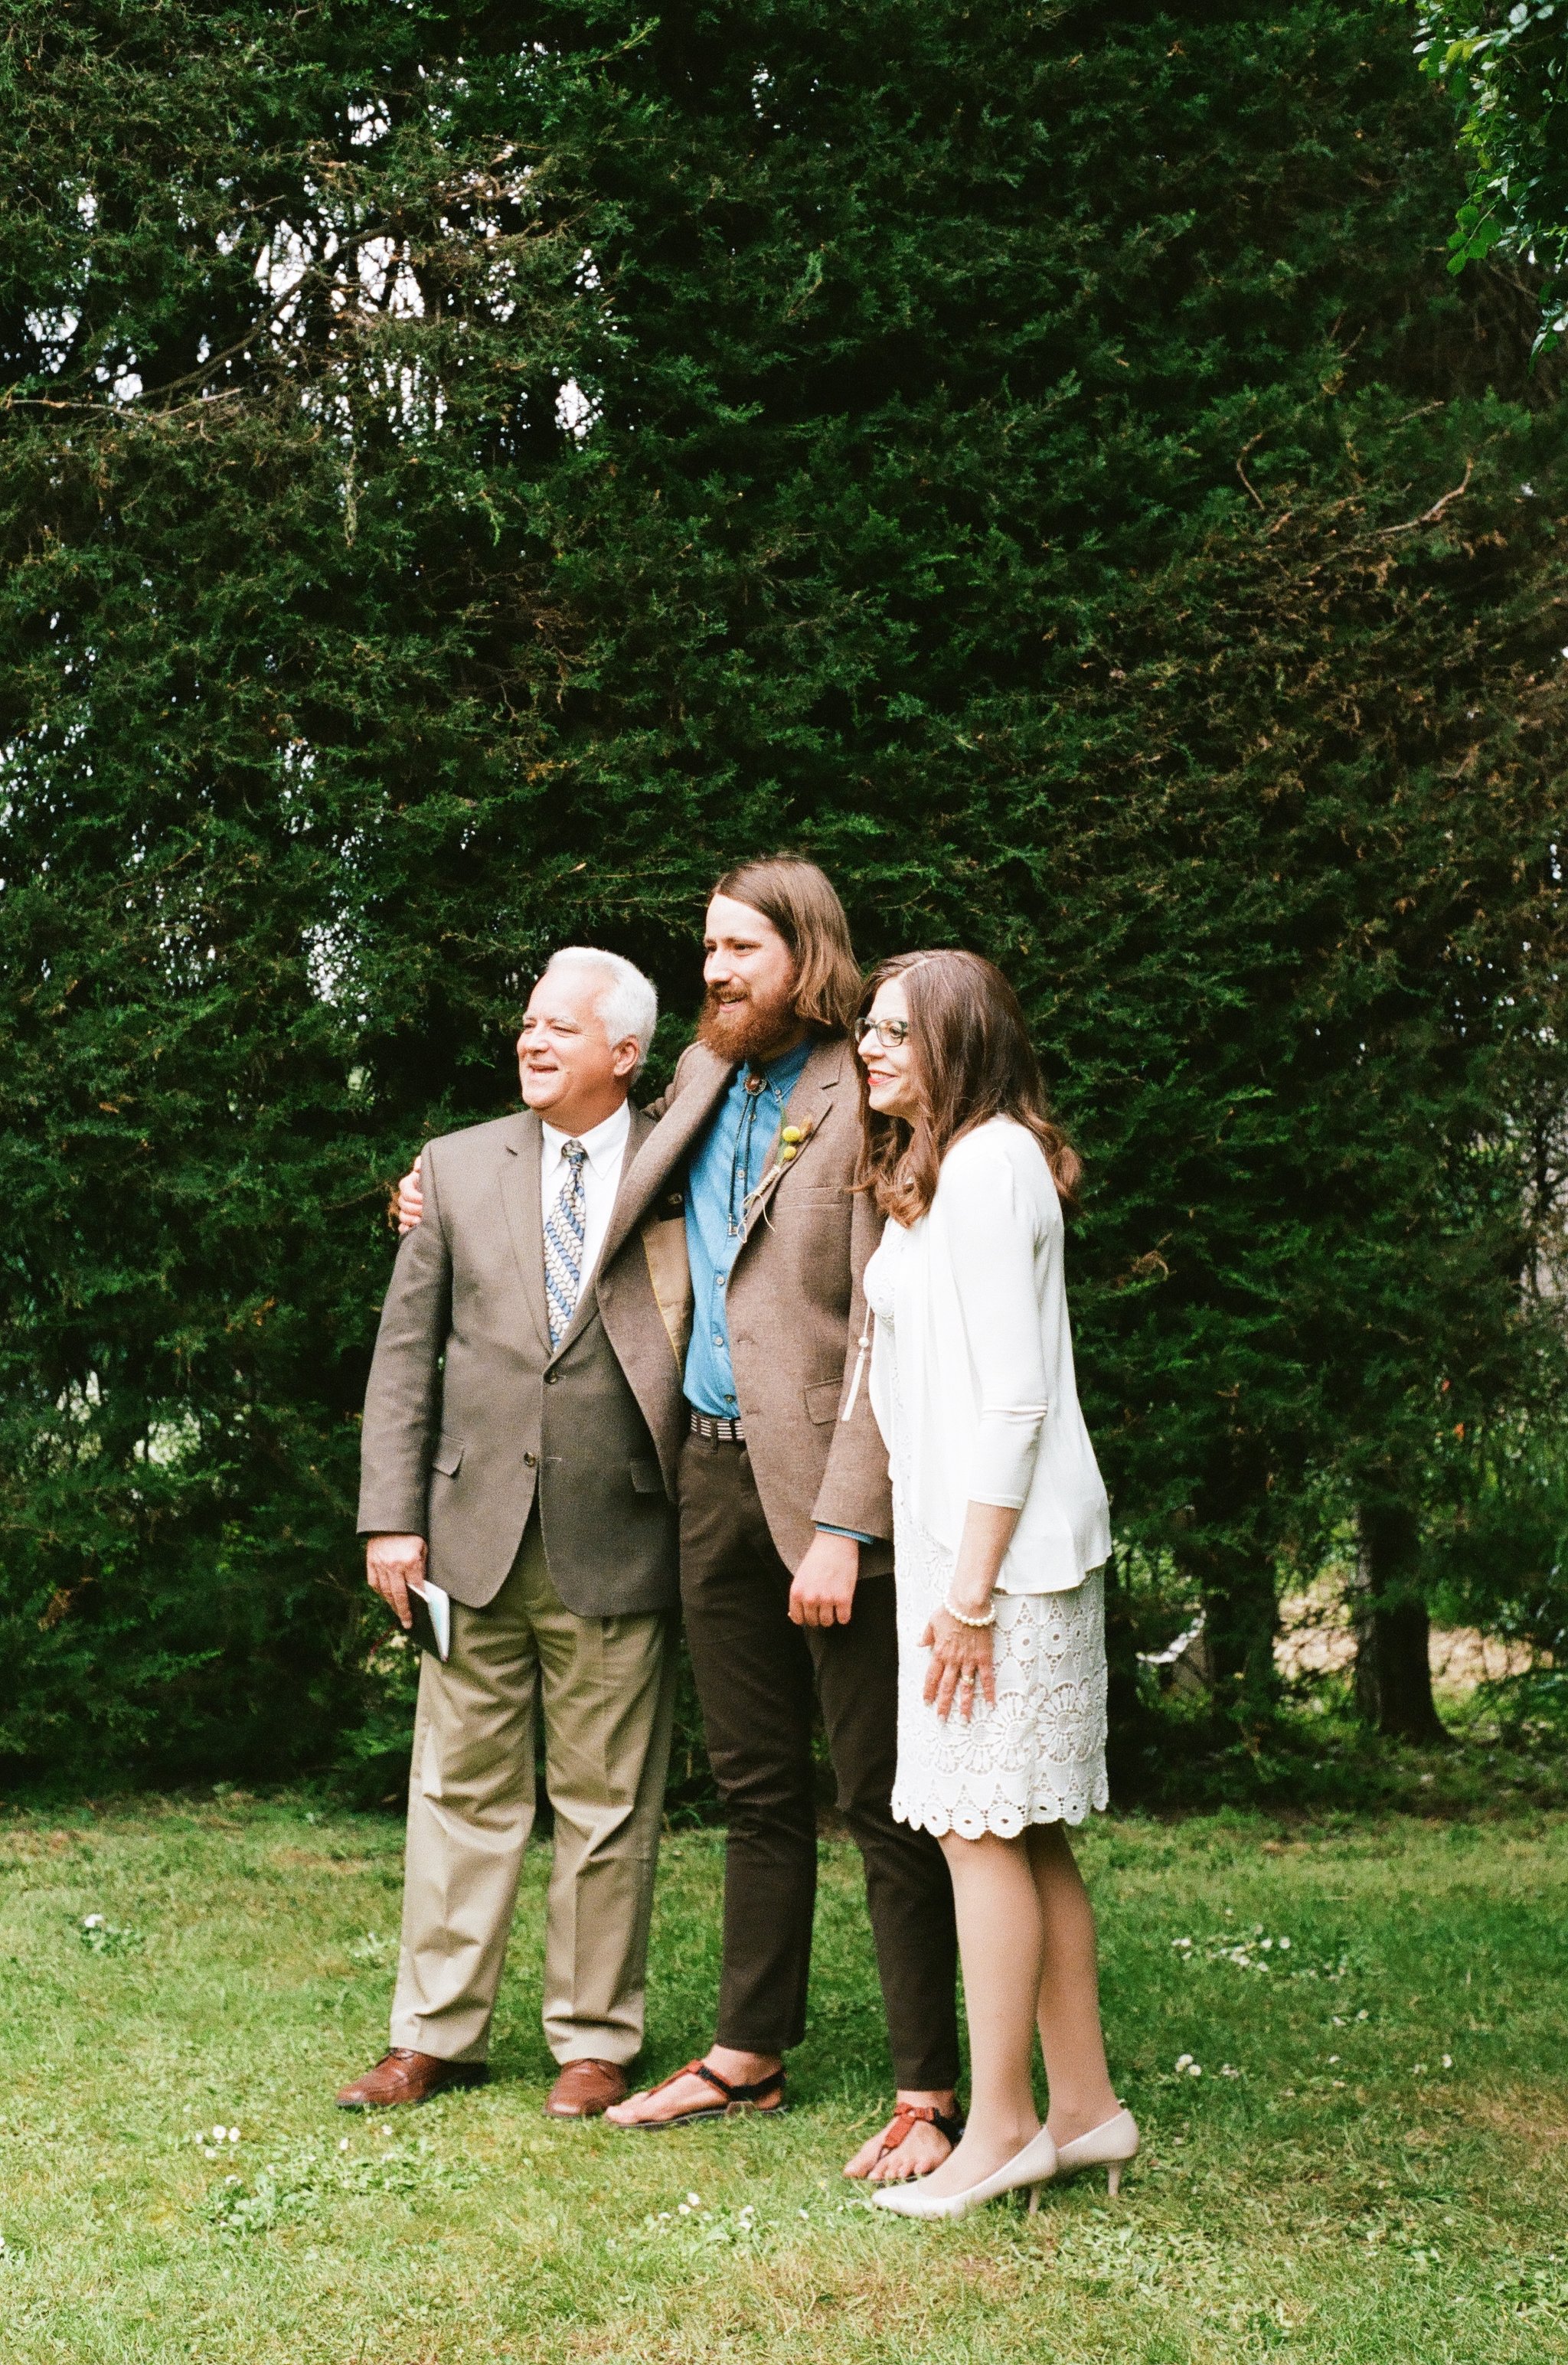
[867,2100,966,2179]
[619,2058,789,2130]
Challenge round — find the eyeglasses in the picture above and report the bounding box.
[854,1016,910,1050]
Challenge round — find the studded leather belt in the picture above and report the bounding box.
[688,1409,746,1443]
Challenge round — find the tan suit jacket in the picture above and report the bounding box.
[357,1102,691,1615]
[626,1035,893,1576]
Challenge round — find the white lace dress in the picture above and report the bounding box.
[862,1140,1109,1839]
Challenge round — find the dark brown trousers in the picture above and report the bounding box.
[678,1430,961,2090]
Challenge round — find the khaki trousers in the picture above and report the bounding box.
[390,1518,677,2067]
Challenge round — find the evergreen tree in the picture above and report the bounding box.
[2,1,1563,1787]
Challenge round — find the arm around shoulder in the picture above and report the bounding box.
[640,1040,701,1123]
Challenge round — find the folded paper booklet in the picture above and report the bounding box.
[407,1577,452,1664]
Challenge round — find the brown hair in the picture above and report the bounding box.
[854,949,1083,1223]
[711,854,864,1035]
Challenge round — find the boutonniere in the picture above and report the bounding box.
[743,1116,819,1209]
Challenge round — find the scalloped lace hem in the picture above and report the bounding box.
[892,1772,1110,1840]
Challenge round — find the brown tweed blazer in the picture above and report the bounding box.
[619,1035,893,1576]
[356,1102,690,1616]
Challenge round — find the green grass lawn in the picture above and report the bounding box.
[1,1794,1564,2363]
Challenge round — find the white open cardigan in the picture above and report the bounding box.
[862,1115,1112,1594]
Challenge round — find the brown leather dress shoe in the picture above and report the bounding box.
[546,2059,629,2119]
[335,2048,488,2110]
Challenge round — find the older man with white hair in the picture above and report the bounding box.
[341,947,692,2120]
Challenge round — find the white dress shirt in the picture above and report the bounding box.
[863,1115,1111,1592]
[541,1097,632,1289]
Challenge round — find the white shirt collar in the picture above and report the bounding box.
[541,1096,632,1178]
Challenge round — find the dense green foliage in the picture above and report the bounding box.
[2,1,1564,1790]
[1416,0,1568,351]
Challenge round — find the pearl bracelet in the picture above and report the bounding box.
[942,1590,996,1629]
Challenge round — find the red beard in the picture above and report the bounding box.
[695,980,803,1067]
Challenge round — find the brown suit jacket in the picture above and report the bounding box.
[623,1035,893,1576]
[356,1103,691,1616]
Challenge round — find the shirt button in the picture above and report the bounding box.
[712,1331,724,1347]
[544,1370,559,1385]
[523,1451,537,1468]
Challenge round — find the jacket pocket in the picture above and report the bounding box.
[803,1383,841,1426]
[431,1439,464,1478]
[629,1457,665,1494]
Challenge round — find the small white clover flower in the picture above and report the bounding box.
[1279,1936,1291,1950]
[227,2128,240,2143]
[686,2192,700,2207]
[83,1914,105,1930]
[1442,2053,1452,2069]
[338,2137,349,2151]
[1174,2053,1193,2072]
[677,2203,691,2215]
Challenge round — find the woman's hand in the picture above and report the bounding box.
[390,1153,423,1236]
[920,1606,997,1721]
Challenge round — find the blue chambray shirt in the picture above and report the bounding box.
[682,1037,813,1419]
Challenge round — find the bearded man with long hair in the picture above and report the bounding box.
[603,857,965,2185]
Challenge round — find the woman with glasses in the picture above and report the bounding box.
[851,952,1136,2221]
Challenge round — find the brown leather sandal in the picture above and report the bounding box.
[619,2057,789,2129]
[869,2100,965,2175]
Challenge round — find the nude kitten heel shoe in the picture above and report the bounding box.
[872,2125,1059,2222]
[1053,2106,1139,2196]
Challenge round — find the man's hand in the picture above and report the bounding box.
[788,1530,861,1628]
[367,1533,427,1631]
[394,1153,423,1236]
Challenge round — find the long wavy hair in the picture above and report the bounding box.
[710,854,864,1035]
[854,949,1083,1223]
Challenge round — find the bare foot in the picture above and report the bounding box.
[605,2047,783,2129]
[842,2094,961,2185]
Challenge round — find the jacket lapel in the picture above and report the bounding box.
[499,1110,551,1355]
[740,1036,853,1243]
[596,1046,734,1277]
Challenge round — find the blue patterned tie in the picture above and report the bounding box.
[543,1141,589,1348]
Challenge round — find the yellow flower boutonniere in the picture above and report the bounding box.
[744,1117,818,1203]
